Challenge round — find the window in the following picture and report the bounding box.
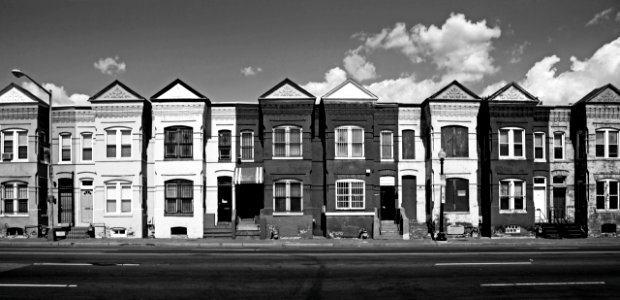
[105,182,131,214]
[499,128,525,159]
[164,126,193,159]
[165,180,193,215]
[380,131,393,161]
[596,180,619,210]
[441,126,468,157]
[402,130,415,160]
[553,132,565,160]
[81,133,93,161]
[273,126,302,158]
[1,182,28,215]
[596,129,619,158]
[106,129,131,159]
[445,178,469,212]
[240,131,254,161]
[533,132,545,161]
[218,130,231,161]
[1,130,27,161]
[273,180,302,213]
[59,133,71,162]
[336,179,365,209]
[499,179,526,213]
[335,126,364,158]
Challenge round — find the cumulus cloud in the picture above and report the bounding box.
[343,47,377,81]
[508,41,530,64]
[241,66,263,76]
[21,82,90,107]
[586,8,614,26]
[366,75,446,103]
[93,56,126,75]
[616,11,620,21]
[301,67,347,97]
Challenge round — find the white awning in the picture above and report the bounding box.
[234,167,263,184]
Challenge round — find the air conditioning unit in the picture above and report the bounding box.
[2,153,13,161]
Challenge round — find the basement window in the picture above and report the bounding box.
[505,225,520,234]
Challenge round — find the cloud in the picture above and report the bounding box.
[480,80,508,97]
[301,67,347,97]
[342,47,377,81]
[241,66,263,76]
[21,82,90,107]
[508,41,530,64]
[616,11,620,21]
[586,8,614,26]
[93,56,126,75]
[366,75,446,103]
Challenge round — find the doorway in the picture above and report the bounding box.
[380,176,396,220]
[217,177,232,222]
[402,176,417,219]
[236,184,263,219]
[80,180,93,224]
[533,177,546,223]
[58,178,74,225]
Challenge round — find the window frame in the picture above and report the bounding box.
[164,126,193,160]
[164,179,194,216]
[273,179,303,215]
[105,128,132,160]
[218,129,232,162]
[1,182,28,216]
[240,130,254,162]
[105,181,132,215]
[380,130,394,161]
[498,127,525,160]
[595,129,619,158]
[272,126,302,159]
[499,179,526,214]
[335,125,364,159]
[335,179,366,210]
[553,131,565,161]
[1,129,28,162]
[596,179,619,211]
[401,129,416,160]
[81,132,94,162]
[441,125,469,158]
[59,133,72,163]
[533,132,546,162]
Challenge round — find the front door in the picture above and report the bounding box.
[553,188,566,221]
[80,189,93,224]
[533,187,546,223]
[58,178,74,225]
[402,176,417,220]
[380,186,396,220]
[217,177,232,222]
[236,184,263,219]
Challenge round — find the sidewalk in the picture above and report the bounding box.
[2,236,620,249]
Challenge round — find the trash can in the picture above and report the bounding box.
[93,223,106,239]
[24,225,39,238]
[54,228,67,240]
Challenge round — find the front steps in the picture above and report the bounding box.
[204,222,233,238]
[376,220,402,240]
[537,223,587,239]
[235,218,260,239]
[66,227,91,239]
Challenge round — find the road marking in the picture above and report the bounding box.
[436,262,532,266]
[33,263,139,267]
[481,281,605,287]
[0,283,77,288]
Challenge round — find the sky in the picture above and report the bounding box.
[1,0,619,106]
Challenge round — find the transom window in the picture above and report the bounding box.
[81,132,93,162]
[533,132,546,161]
[240,131,254,161]
[59,133,72,162]
[500,179,526,213]
[273,179,302,213]
[105,181,132,214]
[273,126,302,158]
[441,126,468,157]
[218,130,232,162]
[1,129,28,161]
[380,130,393,161]
[402,130,415,160]
[335,126,364,158]
[336,179,365,209]
[499,128,525,159]
[553,132,565,160]
[165,179,193,215]
[596,129,619,158]
[106,129,131,159]
[596,180,619,210]
[1,182,28,215]
[165,126,193,159]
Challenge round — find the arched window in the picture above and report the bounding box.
[335,126,364,158]
[441,126,468,157]
[273,126,302,158]
[165,126,193,159]
[165,179,193,215]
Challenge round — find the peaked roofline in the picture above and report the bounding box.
[0,82,49,106]
[89,79,145,102]
[258,78,315,99]
[321,78,378,100]
[150,78,208,100]
[426,80,481,101]
[486,81,539,102]
[574,83,620,105]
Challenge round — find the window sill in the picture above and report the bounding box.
[273,212,303,216]
[499,210,527,214]
[164,158,194,161]
[164,213,194,217]
[0,214,29,217]
[444,211,471,214]
[1,159,29,163]
[240,159,254,163]
[272,157,303,160]
[498,157,526,160]
[334,157,365,160]
[380,159,394,162]
[104,213,133,217]
[325,211,374,216]
[595,209,620,213]
[534,159,546,163]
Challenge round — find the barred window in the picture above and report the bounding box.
[273,180,302,213]
[164,126,193,159]
[218,130,231,161]
[273,126,302,158]
[336,179,365,209]
[240,131,254,161]
[380,131,393,160]
[165,180,194,215]
[1,182,28,215]
[335,126,364,158]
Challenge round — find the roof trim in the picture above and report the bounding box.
[150,78,208,101]
[258,78,315,99]
[321,78,378,100]
[89,80,145,102]
[0,83,48,106]
[426,80,481,101]
[486,81,539,102]
[574,83,620,105]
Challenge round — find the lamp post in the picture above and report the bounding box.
[436,148,447,241]
[11,69,54,241]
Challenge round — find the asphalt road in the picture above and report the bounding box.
[1,246,619,299]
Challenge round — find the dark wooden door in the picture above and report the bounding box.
[380,186,396,220]
[402,176,416,219]
[58,178,74,225]
[445,178,469,212]
[217,177,232,222]
[553,188,566,220]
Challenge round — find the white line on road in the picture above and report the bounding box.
[0,283,77,288]
[436,262,532,266]
[481,281,605,287]
[33,263,139,267]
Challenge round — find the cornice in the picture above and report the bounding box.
[0,106,39,120]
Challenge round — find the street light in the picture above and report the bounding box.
[436,148,447,241]
[11,69,54,241]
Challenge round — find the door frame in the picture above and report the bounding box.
[57,177,74,226]
[217,176,233,222]
[80,179,94,224]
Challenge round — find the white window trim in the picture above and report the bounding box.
[380,130,394,161]
[105,128,132,160]
[335,126,365,159]
[0,182,28,216]
[240,131,254,162]
[553,132,565,161]
[80,132,94,162]
[596,179,619,211]
[498,128,525,160]
[105,181,132,215]
[533,132,546,162]
[595,128,619,159]
[58,133,72,164]
[272,126,302,159]
[1,129,28,162]
[335,179,366,210]
[273,179,303,214]
[499,179,527,214]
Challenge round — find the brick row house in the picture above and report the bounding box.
[2,77,620,239]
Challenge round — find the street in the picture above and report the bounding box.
[1,246,619,299]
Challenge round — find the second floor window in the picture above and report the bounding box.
[2,130,27,161]
[106,129,131,159]
[1,182,28,215]
[380,131,393,160]
[218,130,231,161]
[59,133,71,162]
[596,180,619,210]
[441,126,468,157]
[273,126,302,158]
[335,126,364,158]
[165,180,193,215]
[596,129,618,158]
[402,130,415,160]
[499,128,524,159]
[165,126,193,159]
[533,132,545,161]
[274,179,302,213]
[500,179,526,213]
[81,133,93,161]
[553,132,565,160]
[240,131,254,161]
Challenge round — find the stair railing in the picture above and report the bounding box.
[399,207,410,240]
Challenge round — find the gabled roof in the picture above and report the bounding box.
[426,80,480,101]
[259,78,315,99]
[574,84,620,105]
[322,78,378,101]
[89,80,145,102]
[487,82,538,102]
[150,78,208,101]
[0,83,48,106]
